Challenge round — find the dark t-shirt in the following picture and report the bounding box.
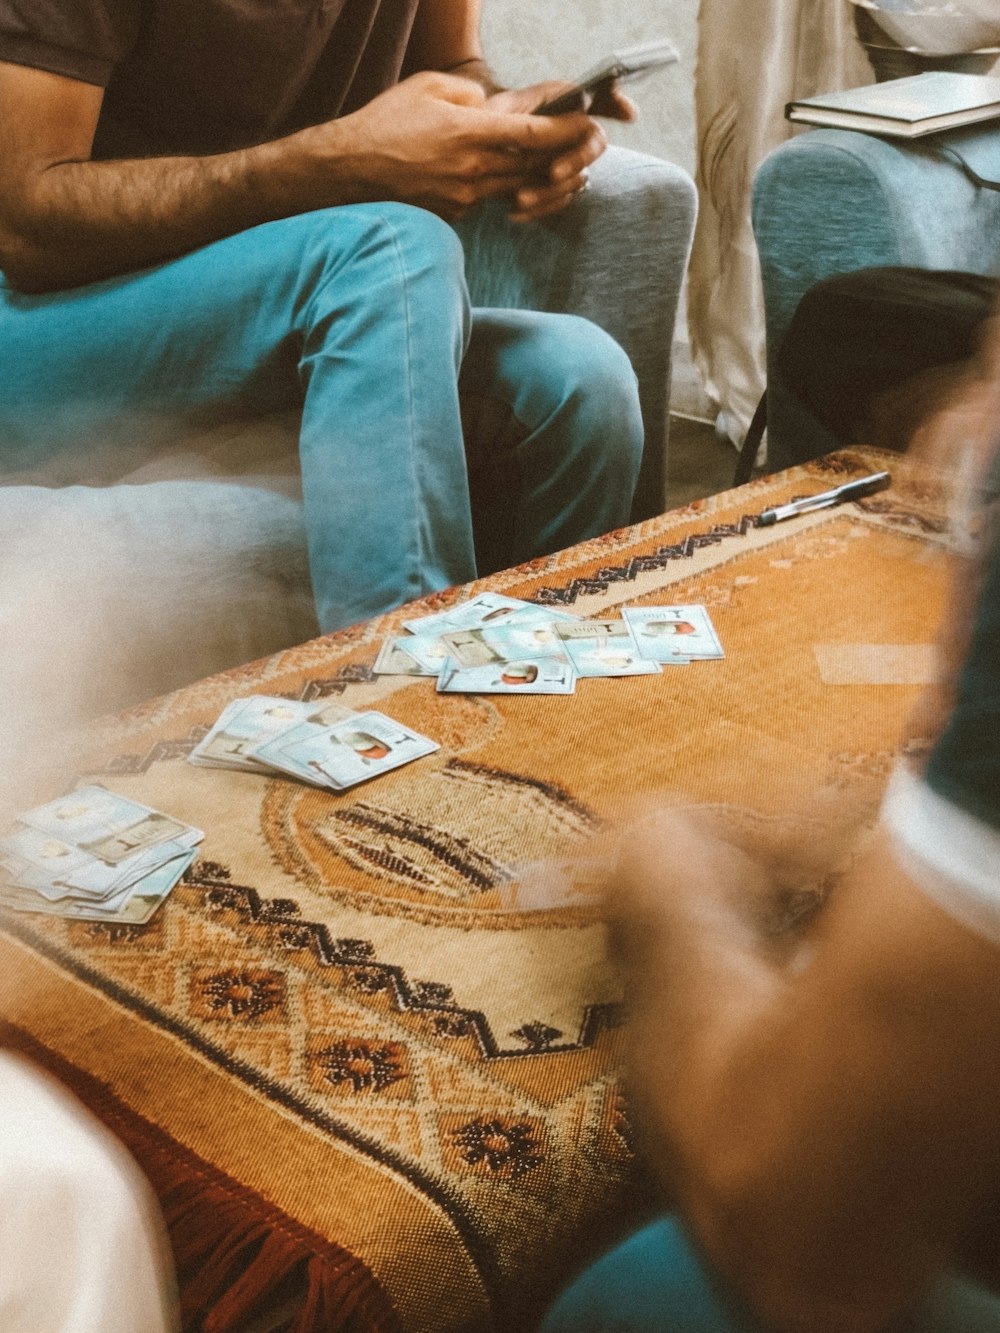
[0,0,421,157]
[927,501,1000,834]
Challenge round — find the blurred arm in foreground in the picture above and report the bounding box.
[543,322,1000,1332]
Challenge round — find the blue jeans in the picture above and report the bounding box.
[0,205,643,632]
[541,1218,1000,1333]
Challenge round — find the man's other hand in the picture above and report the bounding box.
[488,80,637,222]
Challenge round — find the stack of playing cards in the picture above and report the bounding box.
[372,593,724,694]
[0,786,203,924]
[188,695,439,790]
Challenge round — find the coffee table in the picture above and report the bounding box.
[0,448,959,1332]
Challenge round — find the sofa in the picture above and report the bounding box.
[752,121,1000,470]
[0,146,696,726]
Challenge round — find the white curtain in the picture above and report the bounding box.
[689,0,871,440]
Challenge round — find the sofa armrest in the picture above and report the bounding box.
[754,124,1000,355]
[455,146,697,519]
[752,123,1000,467]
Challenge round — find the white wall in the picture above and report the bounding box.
[481,0,698,178]
[481,1,707,416]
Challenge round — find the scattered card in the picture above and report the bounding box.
[0,786,203,924]
[437,656,577,694]
[623,605,725,662]
[402,593,537,636]
[381,596,725,692]
[373,637,437,677]
[255,710,439,789]
[188,695,318,772]
[387,632,453,676]
[554,620,662,678]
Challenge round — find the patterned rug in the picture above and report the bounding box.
[0,449,960,1332]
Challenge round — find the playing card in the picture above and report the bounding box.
[384,632,452,676]
[476,619,567,659]
[1,827,94,885]
[257,711,439,790]
[623,605,725,662]
[402,593,536,635]
[437,628,508,669]
[1,784,203,925]
[19,786,202,865]
[437,656,577,694]
[0,825,193,899]
[372,637,437,677]
[440,618,577,670]
[88,850,198,924]
[1,850,196,924]
[554,620,662,678]
[189,695,313,771]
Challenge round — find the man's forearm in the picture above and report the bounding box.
[616,811,1000,1333]
[1,70,582,293]
[3,134,316,292]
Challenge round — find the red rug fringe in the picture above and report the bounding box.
[1,1022,403,1332]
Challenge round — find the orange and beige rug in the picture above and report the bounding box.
[0,449,960,1331]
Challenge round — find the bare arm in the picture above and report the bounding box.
[0,57,596,292]
[613,809,1000,1333]
[407,0,498,91]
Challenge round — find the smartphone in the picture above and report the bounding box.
[534,39,679,116]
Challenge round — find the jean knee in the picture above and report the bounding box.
[307,202,466,286]
[375,202,466,265]
[551,315,643,455]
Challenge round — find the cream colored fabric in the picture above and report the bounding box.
[690,0,870,439]
[0,1053,178,1332]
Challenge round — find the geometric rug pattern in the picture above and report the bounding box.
[0,449,958,1330]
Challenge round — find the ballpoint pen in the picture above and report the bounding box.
[756,470,891,527]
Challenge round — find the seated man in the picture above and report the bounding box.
[0,0,644,633]
[543,322,1000,1330]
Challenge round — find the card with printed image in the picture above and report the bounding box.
[87,850,198,924]
[441,620,577,670]
[1,849,197,923]
[402,593,536,636]
[373,637,437,677]
[254,710,439,790]
[481,619,568,659]
[623,605,725,662]
[189,695,316,772]
[246,699,389,785]
[402,593,578,638]
[0,826,193,900]
[298,699,360,728]
[19,786,203,865]
[437,656,577,695]
[0,874,135,915]
[1,786,203,924]
[1,827,96,890]
[554,619,663,678]
[437,627,509,669]
[190,695,359,773]
[385,632,453,676]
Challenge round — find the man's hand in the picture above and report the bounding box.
[321,71,603,222]
[487,80,637,222]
